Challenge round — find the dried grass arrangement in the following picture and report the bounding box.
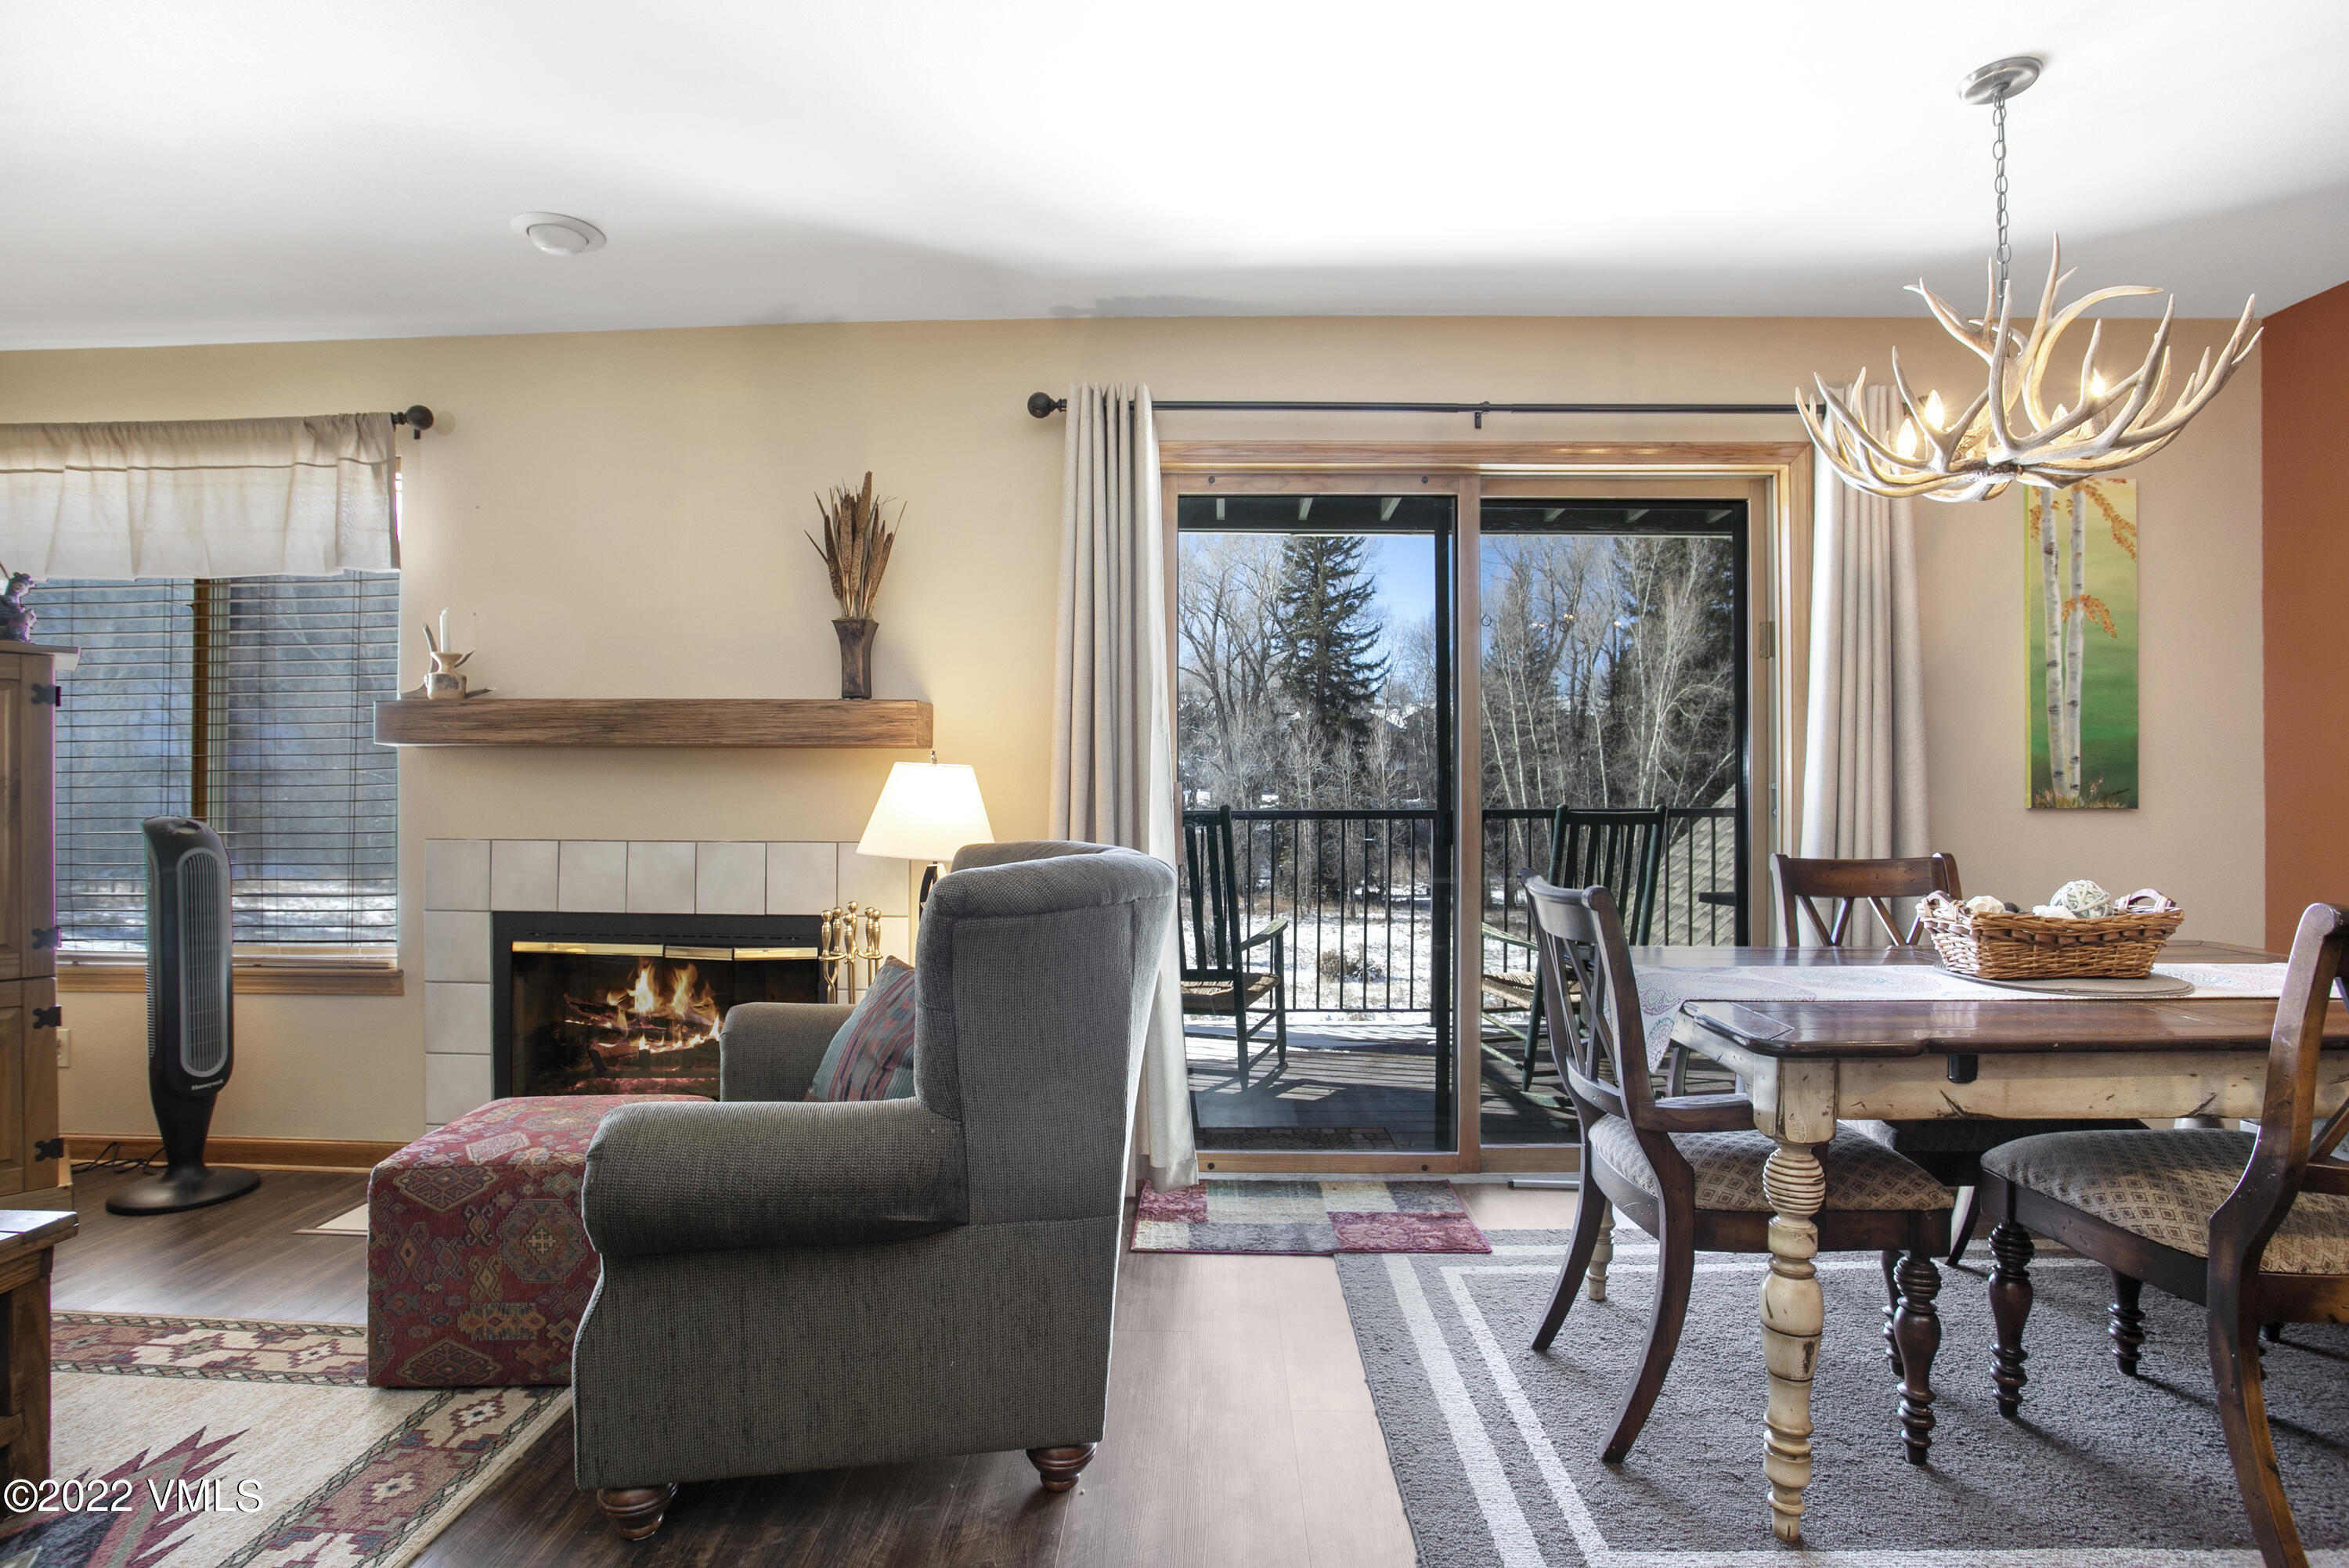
[807,472,899,622]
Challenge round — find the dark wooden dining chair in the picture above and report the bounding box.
[1978,901,2349,1568]
[1523,875,1955,1466]
[1481,806,1667,1092]
[1776,851,2134,1268]
[1178,806,1288,1086]
[1775,850,1961,946]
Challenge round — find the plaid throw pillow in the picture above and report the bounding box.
[807,957,919,1102]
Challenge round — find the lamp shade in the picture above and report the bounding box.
[856,761,994,864]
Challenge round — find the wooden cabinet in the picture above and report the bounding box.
[0,647,64,1201]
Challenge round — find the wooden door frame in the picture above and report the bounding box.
[1160,441,1812,1175]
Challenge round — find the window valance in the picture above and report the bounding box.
[0,413,396,579]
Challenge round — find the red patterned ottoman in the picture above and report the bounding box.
[366,1094,708,1387]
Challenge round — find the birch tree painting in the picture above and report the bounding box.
[2022,478,2139,808]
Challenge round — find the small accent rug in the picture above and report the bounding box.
[0,1312,568,1567]
[294,1202,370,1236]
[1339,1228,2349,1564]
[1132,1179,1488,1255]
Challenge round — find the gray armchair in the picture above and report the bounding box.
[571,840,1175,1539]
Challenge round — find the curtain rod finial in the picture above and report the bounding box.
[392,406,435,439]
[1027,392,1065,420]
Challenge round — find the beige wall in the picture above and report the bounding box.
[0,313,2264,1141]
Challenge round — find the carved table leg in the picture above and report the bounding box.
[1588,1202,1614,1303]
[2109,1271,2146,1375]
[1989,1221,2035,1417]
[1027,1444,1097,1493]
[1893,1250,1942,1464]
[597,1485,677,1541]
[1878,1249,1903,1379]
[1760,1139,1825,1545]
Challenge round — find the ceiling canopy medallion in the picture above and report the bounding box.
[1803,56,2261,503]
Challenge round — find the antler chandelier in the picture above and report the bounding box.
[1803,56,2261,503]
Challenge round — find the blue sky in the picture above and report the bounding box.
[1366,533,1438,633]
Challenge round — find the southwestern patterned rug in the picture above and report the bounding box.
[0,1313,567,1567]
[1131,1178,1489,1255]
[1339,1227,2349,1565]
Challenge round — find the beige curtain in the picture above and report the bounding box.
[1799,383,1929,936]
[0,413,397,578]
[1050,384,1195,1192]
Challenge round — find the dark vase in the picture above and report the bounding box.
[835,618,878,699]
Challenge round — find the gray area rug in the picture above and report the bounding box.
[1337,1228,2349,1565]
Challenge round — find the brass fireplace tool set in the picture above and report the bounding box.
[819,903,885,997]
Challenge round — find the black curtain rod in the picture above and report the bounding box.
[389,406,435,441]
[1025,392,1802,428]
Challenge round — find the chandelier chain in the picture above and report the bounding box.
[1992,99,2011,297]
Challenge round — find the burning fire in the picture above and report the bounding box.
[565,959,720,1065]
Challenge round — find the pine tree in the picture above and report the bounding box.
[1269,534,1389,762]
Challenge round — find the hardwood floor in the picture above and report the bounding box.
[27,1166,1593,1566]
[56,1165,370,1321]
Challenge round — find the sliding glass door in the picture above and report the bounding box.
[1161,456,1778,1173]
[1475,499,1748,1149]
[1173,492,1457,1159]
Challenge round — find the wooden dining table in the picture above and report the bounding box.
[1640,939,2347,1547]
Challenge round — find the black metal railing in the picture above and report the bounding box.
[1480,806,1742,952]
[1189,809,1445,1014]
[1178,804,1742,1016]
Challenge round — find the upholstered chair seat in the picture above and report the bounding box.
[1589,1120,1954,1213]
[1976,903,2349,1566]
[1851,1116,2138,1156]
[1983,1128,2349,1274]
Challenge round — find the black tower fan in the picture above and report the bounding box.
[105,817,261,1215]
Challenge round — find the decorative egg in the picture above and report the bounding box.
[2051,879,2111,919]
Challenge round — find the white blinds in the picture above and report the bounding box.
[41,574,400,950]
[0,414,397,579]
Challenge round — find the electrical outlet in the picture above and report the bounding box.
[55,1028,70,1069]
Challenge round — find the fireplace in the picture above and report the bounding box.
[493,911,826,1099]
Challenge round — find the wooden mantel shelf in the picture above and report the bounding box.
[373,697,932,748]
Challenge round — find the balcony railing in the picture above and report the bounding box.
[1195,809,1446,1015]
[1481,806,1743,951]
[1179,804,1742,1015]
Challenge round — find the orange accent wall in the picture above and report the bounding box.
[2264,279,2349,949]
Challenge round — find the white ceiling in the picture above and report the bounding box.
[6,1,2347,349]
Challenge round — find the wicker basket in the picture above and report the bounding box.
[1917,890,2185,980]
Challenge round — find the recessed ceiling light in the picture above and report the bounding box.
[510,212,605,256]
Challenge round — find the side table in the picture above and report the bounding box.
[0,1209,76,1487]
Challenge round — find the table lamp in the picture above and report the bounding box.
[857,754,995,906]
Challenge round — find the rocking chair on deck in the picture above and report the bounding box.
[1481,805,1667,1093]
[1180,806,1289,1086]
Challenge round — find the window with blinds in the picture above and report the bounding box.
[40,573,399,953]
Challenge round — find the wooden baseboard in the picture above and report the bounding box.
[67,1134,406,1172]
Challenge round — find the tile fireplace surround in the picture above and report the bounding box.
[423,839,910,1126]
